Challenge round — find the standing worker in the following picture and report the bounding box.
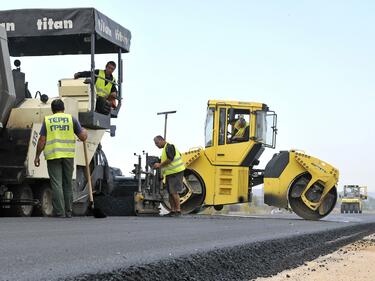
[153,135,185,217]
[74,61,117,114]
[34,99,88,218]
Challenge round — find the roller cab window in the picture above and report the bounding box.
[226,109,250,144]
[255,110,277,148]
[204,107,215,147]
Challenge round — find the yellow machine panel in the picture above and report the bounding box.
[214,166,249,205]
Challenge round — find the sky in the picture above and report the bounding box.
[1,1,374,193]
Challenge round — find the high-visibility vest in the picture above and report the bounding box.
[95,70,116,98]
[234,115,245,130]
[161,143,185,176]
[44,113,76,160]
[235,122,249,138]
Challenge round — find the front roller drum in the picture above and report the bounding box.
[288,174,337,220]
[161,169,206,214]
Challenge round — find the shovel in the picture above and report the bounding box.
[83,140,106,218]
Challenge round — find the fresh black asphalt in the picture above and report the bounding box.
[0,214,374,281]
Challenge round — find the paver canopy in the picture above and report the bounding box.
[0,8,131,56]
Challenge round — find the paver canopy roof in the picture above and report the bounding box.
[0,8,131,56]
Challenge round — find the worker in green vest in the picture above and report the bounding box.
[34,99,87,218]
[74,61,117,114]
[231,117,250,142]
[153,135,185,217]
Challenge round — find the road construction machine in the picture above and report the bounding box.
[126,101,339,220]
[341,185,367,214]
[0,8,131,216]
[0,8,339,220]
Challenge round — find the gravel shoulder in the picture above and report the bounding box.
[255,234,375,281]
[64,222,375,281]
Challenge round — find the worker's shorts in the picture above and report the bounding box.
[165,171,184,194]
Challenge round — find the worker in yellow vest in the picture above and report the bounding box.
[153,135,185,217]
[34,99,87,218]
[74,61,117,114]
[231,117,250,142]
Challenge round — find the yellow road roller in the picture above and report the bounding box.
[341,185,367,214]
[132,100,339,220]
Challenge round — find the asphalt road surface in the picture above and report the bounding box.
[1,213,375,281]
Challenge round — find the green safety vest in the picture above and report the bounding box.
[44,113,76,160]
[161,143,185,176]
[235,122,249,138]
[95,70,115,98]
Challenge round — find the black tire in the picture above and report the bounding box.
[6,184,34,217]
[32,183,53,217]
[190,205,207,214]
[72,166,89,216]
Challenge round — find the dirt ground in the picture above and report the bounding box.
[255,234,375,281]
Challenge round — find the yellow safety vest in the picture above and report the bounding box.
[235,122,249,138]
[95,70,116,98]
[234,115,245,130]
[161,143,185,176]
[44,113,76,160]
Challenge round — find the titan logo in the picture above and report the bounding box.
[97,18,112,36]
[37,18,73,30]
[0,22,15,31]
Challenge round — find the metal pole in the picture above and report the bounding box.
[164,114,167,139]
[157,110,176,140]
[138,154,142,192]
[90,33,95,112]
[117,48,122,100]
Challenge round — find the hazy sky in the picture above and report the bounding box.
[2,1,374,192]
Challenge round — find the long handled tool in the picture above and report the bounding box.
[83,140,106,218]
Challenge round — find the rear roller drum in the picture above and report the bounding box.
[288,174,337,220]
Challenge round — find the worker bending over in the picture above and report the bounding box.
[153,135,185,217]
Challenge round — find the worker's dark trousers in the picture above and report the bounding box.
[47,158,74,216]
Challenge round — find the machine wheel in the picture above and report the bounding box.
[32,183,53,217]
[288,174,337,220]
[72,166,90,216]
[190,206,206,214]
[6,184,34,217]
[161,169,206,214]
[214,205,224,211]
